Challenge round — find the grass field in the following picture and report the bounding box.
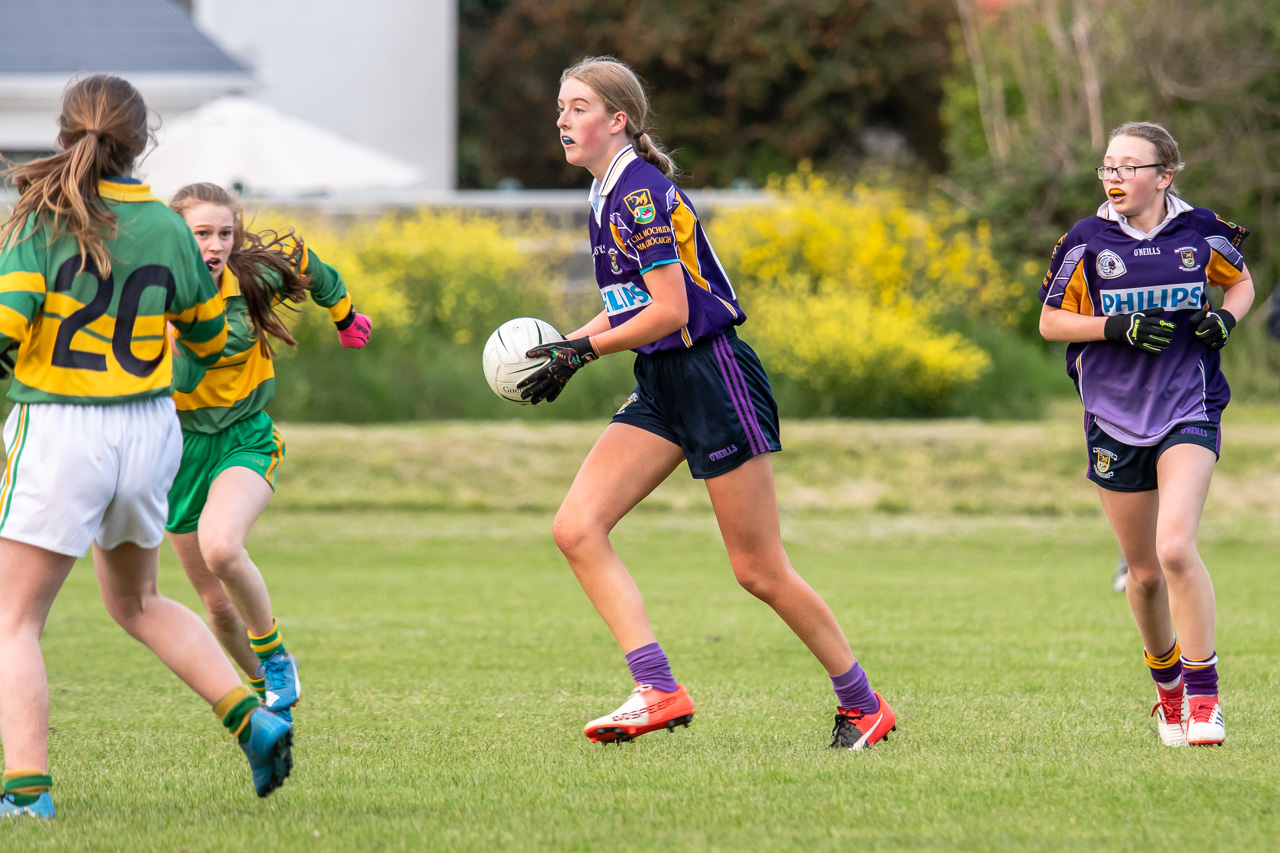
[5,404,1280,851]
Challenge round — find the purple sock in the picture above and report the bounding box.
[831,661,879,713]
[1181,652,1219,696]
[625,642,678,693]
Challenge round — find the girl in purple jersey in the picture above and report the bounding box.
[517,56,895,750]
[1038,122,1254,747]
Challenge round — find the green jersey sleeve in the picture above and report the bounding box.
[0,215,50,353]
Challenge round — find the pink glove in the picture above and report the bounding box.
[336,311,372,349]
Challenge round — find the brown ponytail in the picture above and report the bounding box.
[561,56,679,180]
[1,74,150,276]
[170,182,310,356]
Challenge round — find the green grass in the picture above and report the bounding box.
[5,408,1280,850]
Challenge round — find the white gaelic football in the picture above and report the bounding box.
[482,317,564,404]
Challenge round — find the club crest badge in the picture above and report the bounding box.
[1180,248,1197,268]
[608,248,622,274]
[624,189,656,224]
[1096,249,1127,279]
[1092,446,1118,479]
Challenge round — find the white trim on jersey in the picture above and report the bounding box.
[1096,195,1193,241]
[588,145,638,227]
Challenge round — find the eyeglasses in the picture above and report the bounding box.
[1096,164,1165,180]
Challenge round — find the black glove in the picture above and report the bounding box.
[0,344,15,381]
[1103,307,1174,354]
[1187,308,1236,350]
[517,337,598,404]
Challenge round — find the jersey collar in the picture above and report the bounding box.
[98,179,158,203]
[588,145,637,224]
[219,266,241,299]
[1097,194,1192,240]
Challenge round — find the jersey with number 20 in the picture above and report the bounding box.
[0,180,227,405]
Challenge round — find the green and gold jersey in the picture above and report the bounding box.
[173,237,352,434]
[0,180,227,405]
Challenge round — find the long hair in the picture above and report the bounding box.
[1109,121,1184,196]
[169,182,310,356]
[1,74,150,276]
[561,56,679,180]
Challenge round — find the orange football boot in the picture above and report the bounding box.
[828,692,896,750]
[584,683,695,744]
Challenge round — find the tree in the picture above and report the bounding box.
[459,0,959,189]
[944,0,1280,290]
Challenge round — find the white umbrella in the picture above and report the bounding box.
[142,96,424,199]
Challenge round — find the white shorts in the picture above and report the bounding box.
[0,397,183,557]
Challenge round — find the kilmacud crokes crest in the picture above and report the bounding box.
[1096,249,1127,279]
[608,248,622,274]
[623,189,656,224]
[1092,446,1118,478]
[1181,248,1197,268]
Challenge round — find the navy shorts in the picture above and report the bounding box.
[612,330,782,479]
[1086,417,1220,492]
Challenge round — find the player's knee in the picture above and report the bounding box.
[551,510,598,559]
[204,596,241,636]
[731,559,782,600]
[101,592,147,635]
[1125,564,1164,596]
[1155,536,1199,575]
[197,532,245,577]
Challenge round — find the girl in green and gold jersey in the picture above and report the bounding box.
[0,78,291,818]
[166,182,371,722]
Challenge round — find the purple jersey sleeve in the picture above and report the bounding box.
[1038,219,1099,313]
[1182,207,1249,288]
[609,183,680,274]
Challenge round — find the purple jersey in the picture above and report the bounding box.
[1039,197,1248,444]
[587,146,744,353]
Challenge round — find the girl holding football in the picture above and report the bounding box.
[519,56,895,750]
[0,77,291,818]
[166,182,371,722]
[1038,121,1253,747]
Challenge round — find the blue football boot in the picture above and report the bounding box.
[0,792,55,819]
[240,707,293,798]
[259,649,300,722]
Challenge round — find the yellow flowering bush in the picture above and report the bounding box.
[258,208,567,345]
[709,170,1023,412]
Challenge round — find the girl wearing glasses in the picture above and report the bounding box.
[1038,122,1253,748]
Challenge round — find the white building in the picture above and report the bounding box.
[0,0,456,191]
[192,0,456,191]
[0,0,253,158]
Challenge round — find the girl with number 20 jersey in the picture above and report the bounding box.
[0,76,292,819]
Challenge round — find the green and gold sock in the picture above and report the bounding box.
[214,685,260,744]
[3,770,51,806]
[248,619,284,662]
[248,674,267,701]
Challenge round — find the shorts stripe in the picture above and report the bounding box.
[711,337,757,454]
[263,426,285,485]
[0,405,31,534]
[712,336,767,456]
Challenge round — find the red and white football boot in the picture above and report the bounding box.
[584,683,695,744]
[1150,684,1189,747]
[1185,694,1225,747]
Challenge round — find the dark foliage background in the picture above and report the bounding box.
[458,0,958,189]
